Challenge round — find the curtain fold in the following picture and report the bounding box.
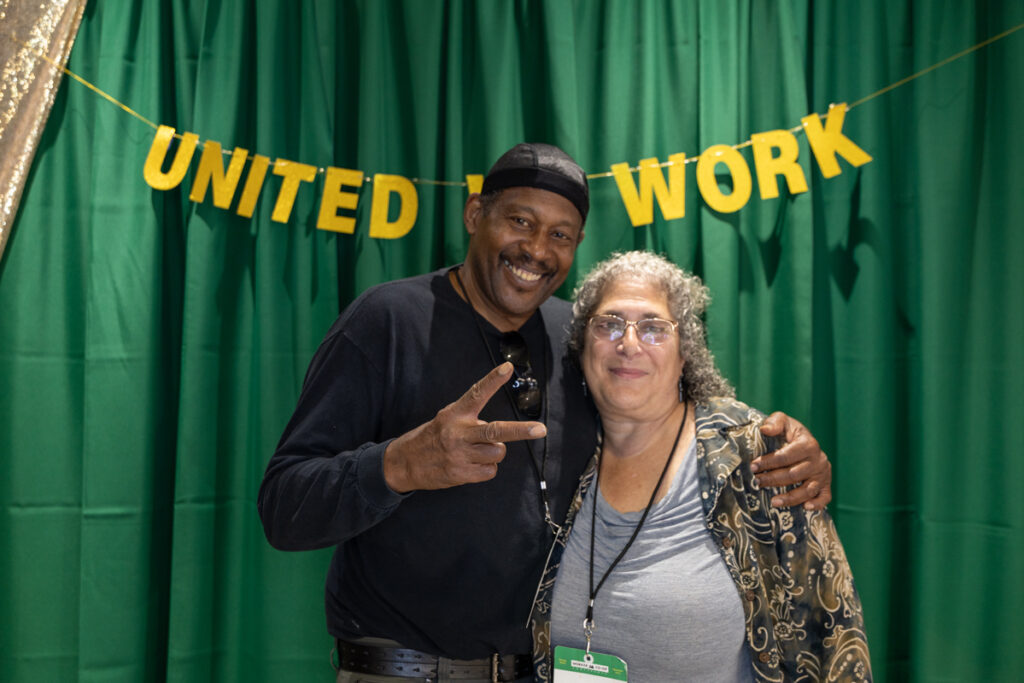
[1,1,1021,681]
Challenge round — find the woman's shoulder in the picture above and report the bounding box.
[696,396,767,429]
[695,396,774,465]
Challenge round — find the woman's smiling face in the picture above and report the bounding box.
[582,277,685,423]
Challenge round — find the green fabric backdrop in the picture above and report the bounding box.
[1,1,1022,680]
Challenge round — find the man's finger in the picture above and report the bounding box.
[468,420,547,445]
[770,483,833,510]
[759,411,787,436]
[802,487,833,510]
[760,411,808,442]
[768,482,814,508]
[750,442,806,473]
[452,362,516,417]
[755,462,812,489]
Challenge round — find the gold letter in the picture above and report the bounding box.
[235,155,271,218]
[801,103,873,179]
[696,145,752,214]
[143,125,199,190]
[270,159,318,223]
[316,167,364,233]
[750,130,809,200]
[611,154,686,227]
[369,174,418,239]
[188,140,249,208]
[465,174,484,196]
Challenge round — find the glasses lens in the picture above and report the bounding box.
[511,375,541,418]
[500,332,529,366]
[500,332,542,419]
[590,315,625,341]
[638,320,673,345]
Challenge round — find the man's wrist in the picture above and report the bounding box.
[382,437,414,494]
[367,439,411,502]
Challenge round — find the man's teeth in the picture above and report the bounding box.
[505,261,542,282]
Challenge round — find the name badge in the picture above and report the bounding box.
[552,646,627,682]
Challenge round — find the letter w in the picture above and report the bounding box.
[611,154,687,227]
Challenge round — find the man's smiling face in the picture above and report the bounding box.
[462,186,585,331]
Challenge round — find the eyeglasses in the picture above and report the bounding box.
[500,332,542,418]
[587,314,679,346]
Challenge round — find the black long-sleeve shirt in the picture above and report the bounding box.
[258,267,597,658]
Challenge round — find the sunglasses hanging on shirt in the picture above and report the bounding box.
[500,331,542,419]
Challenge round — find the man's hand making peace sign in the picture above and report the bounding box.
[382,362,547,492]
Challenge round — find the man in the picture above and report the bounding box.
[258,143,830,682]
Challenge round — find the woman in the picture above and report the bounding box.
[530,251,870,682]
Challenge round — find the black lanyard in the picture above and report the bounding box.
[451,266,560,536]
[583,401,688,652]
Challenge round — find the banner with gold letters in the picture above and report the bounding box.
[142,103,871,239]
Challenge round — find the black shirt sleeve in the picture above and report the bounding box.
[257,292,409,550]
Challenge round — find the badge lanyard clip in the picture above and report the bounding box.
[583,600,595,654]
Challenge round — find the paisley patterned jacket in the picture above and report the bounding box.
[530,397,872,682]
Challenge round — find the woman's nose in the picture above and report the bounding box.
[617,325,641,355]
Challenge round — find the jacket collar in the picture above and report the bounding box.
[694,398,753,518]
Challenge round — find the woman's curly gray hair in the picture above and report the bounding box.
[568,250,734,402]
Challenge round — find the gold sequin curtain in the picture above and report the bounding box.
[0,0,86,262]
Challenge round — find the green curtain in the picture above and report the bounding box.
[1,1,1021,680]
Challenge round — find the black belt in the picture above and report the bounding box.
[336,639,532,682]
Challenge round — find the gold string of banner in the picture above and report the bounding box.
[10,20,1023,184]
[5,30,160,130]
[846,21,1024,110]
[590,20,1024,178]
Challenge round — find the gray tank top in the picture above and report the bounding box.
[550,440,753,682]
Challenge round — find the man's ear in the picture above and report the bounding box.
[576,229,585,245]
[463,193,482,236]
